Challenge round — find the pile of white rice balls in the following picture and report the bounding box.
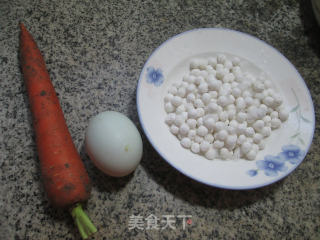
[164,54,289,161]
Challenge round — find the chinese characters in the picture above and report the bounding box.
[128,214,192,230]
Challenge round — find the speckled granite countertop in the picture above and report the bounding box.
[1,0,320,239]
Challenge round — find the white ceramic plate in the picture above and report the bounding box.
[136,28,315,190]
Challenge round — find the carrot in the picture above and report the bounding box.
[19,23,97,239]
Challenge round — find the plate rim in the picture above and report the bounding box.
[136,27,315,190]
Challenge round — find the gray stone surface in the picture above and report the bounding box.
[1,0,320,239]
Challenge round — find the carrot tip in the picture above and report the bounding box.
[19,22,26,31]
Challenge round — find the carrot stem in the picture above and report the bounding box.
[70,204,97,239]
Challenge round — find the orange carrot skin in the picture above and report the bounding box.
[20,23,91,208]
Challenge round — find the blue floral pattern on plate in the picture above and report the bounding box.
[146,67,164,86]
[256,155,288,177]
[279,145,305,164]
[247,169,258,177]
[247,144,304,177]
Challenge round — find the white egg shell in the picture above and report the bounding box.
[85,111,143,177]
